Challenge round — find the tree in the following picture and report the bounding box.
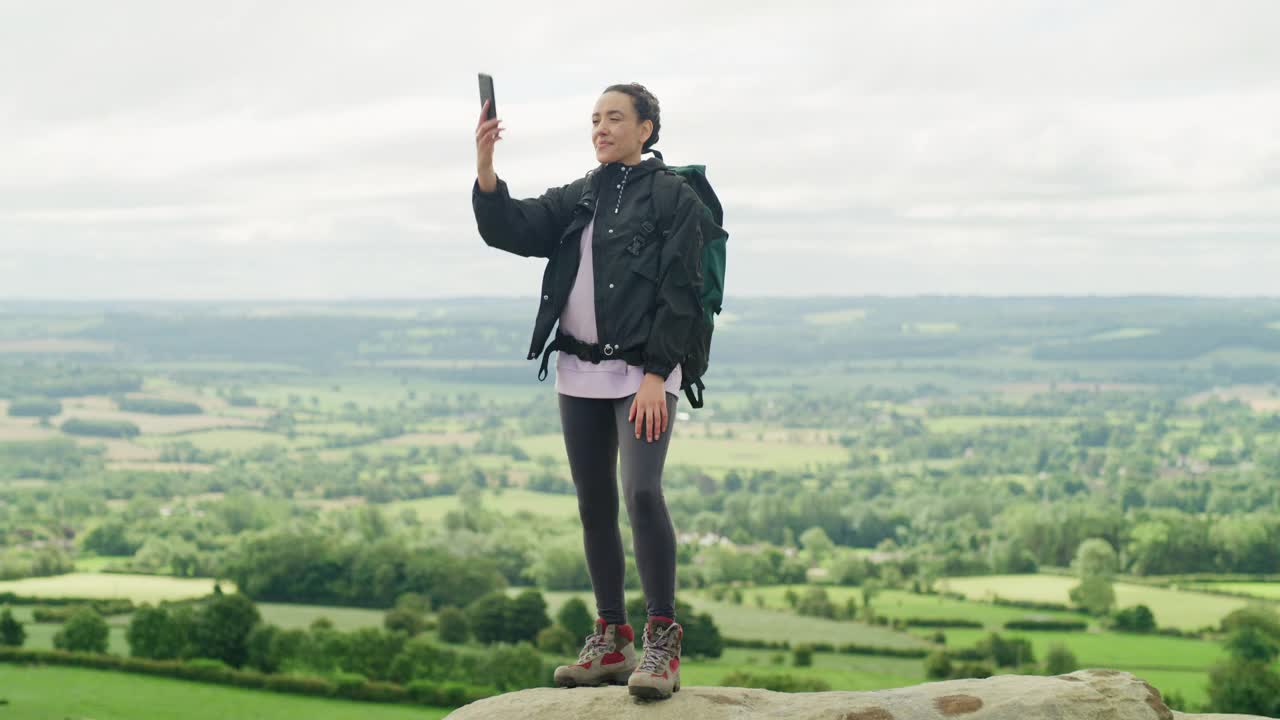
[1224,626,1280,663]
[53,607,109,653]
[799,527,835,562]
[245,623,282,673]
[556,596,594,637]
[1072,538,1118,578]
[1069,576,1116,616]
[466,592,513,644]
[383,608,425,636]
[340,627,405,681]
[127,604,184,659]
[436,606,469,644]
[191,593,261,668]
[506,589,552,644]
[1207,657,1280,716]
[536,624,578,655]
[82,521,140,557]
[794,586,837,619]
[1220,604,1280,643]
[524,543,591,590]
[1206,608,1280,716]
[0,607,25,647]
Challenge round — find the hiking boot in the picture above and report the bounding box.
[553,618,638,687]
[628,616,682,699]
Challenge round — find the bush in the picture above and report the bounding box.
[535,624,578,656]
[1044,643,1078,675]
[387,636,459,685]
[53,607,109,653]
[506,589,552,644]
[1220,604,1280,642]
[924,650,952,679]
[949,661,994,679]
[436,607,469,644]
[466,593,511,645]
[556,597,594,637]
[792,643,814,667]
[482,642,549,691]
[0,607,25,647]
[384,608,425,637]
[0,645,497,708]
[1208,658,1280,716]
[7,398,62,417]
[127,604,186,660]
[1110,604,1155,633]
[60,418,140,438]
[794,586,837,619]
[902,617,983,628]
[721,671,830,693]
[975,632,1034,668]
[1004,618,1088,632]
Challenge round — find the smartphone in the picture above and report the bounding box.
[478,73,496,121]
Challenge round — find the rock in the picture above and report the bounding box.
[443,668,1277,719]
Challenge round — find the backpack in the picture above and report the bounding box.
[648,150,728,409]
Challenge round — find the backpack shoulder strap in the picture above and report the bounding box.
[649,168,687,239]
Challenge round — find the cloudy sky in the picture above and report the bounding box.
[2,1,1278,300]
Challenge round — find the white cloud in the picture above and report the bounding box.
[1,0,1278,299]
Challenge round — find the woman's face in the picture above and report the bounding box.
[592,91,651,165]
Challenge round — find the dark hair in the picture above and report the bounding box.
[602,83,661,155]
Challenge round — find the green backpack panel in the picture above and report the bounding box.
[649,154,728,409]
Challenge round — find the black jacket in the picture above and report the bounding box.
[472,156,704,382]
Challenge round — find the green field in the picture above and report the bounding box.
[679,647,925,691]
[534,589,929,649]
[515,432,849,471]
[0,665,450,720]
[938,574,1251,630]
[1187,582,1280,600]
[744,585,1091,629]
[0,573,230,603]
[256,602,390,631]
[932,627,1223,670]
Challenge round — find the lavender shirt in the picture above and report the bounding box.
[555,207,682,400]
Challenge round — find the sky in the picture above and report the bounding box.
[2,0,1278,300]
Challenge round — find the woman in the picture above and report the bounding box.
[473,82,706,700]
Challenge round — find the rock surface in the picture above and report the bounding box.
[444,669,1276,719]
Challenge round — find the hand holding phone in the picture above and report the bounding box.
[478,73,497,120]
[475,73,503,188]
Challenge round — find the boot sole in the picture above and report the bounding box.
[628,680,680,700]
[556,670,634,688]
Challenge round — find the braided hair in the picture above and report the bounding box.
[602,82,662,159]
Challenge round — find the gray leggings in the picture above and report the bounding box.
[557,391,679,625]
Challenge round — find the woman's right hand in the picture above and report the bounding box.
[475,99,503,183]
